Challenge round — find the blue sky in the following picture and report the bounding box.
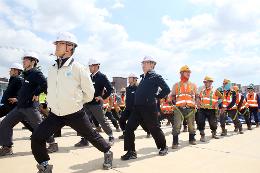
[97,0,201,43]
[0,0,259,88]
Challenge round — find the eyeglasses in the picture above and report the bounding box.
[55,42,73,47]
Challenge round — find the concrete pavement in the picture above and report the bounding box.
[0,122,260,173]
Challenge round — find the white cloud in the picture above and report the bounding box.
[111,0,124,9]
[0,0,259,87]
[158,14,217,51]
[31,0,110,34]
[156,1,260,85]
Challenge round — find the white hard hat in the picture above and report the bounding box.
[128,73,138,78]
[141,56,156,64]
[10,63,23,71]
[88,58,100,66]
[54,32,78,47]
[23,52,39,63]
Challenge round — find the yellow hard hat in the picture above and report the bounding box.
[203,76,214,82]
[180,65,191,73]
[223,79,231,84]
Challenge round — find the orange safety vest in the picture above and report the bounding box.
[236,93,248,110]
[222,91,237,110]
[246,93,258,108]
[120,95,125,107]
[199,88,218,109]
[160,98,174,114]
[175,81,196,108]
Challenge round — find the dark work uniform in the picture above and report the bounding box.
[119,85,149,133]
[124,70,170,151]
[79,71,114,139]
[0,76,33,132]
[237,95,251,128]
[220,90,242,131]
[0,68,50,148]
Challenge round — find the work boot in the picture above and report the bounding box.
[146,132,151,138]
[182,126,188,132]
[189,134,196,145]
[95,126,103,133]
[247,125,252,130]
[199,131,205,142]
[234,127,238,132]
[172,135,179,149]
[36,164,53,173]
[103,151,113,170]
[108,136,115,146]
[239,128,244,134]
[74,138,89,147]
[0,146,13,156]
[200,135,206,142]
[121,151,137,160]
[159,146,168,156]
[221,128,227,136]
[211,131,219,139]
[47,143,58,153]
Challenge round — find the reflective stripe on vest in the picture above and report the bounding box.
[160,100,174,113]
[247,93,258,107]
[175,81,196,107]
[223,91,237,110]
[200,88,218,109]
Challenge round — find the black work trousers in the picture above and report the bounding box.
[31,109,110,164]
[124,105,166,151]
[0,104,33,132]
[197,108,218,133]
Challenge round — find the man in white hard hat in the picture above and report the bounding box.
[31,32,113,173]
[74,58,115,147]
[0,53,56,157]
[0,63,32,131]
[0,63,24,118]
[121,56,170,160]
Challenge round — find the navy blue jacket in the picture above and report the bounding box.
[88,71,113,105]
[17,68,47,108]
[125,85,138,111]
[134,70,170,106]
[1,76,23,105]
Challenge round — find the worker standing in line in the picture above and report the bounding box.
[121,56,170,160]
[171,65,198,149]
[246,84,260,128]
[31,32,113,173]
[197,76,222,142]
